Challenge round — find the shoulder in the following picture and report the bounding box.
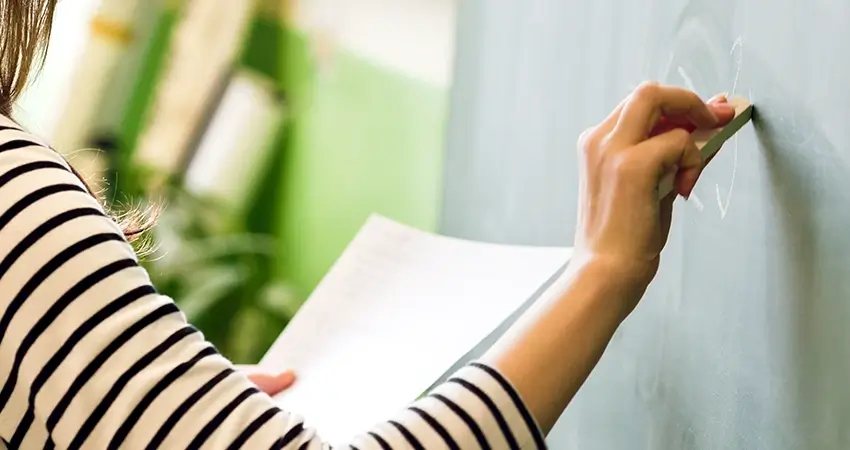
[0,113,126,268]
[0,114,103,212]
[0,115,77,176]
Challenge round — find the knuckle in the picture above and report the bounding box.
[609,151,639,178]
[671,128,696,151]
[577,126,603,153]
[633,81,661,101]
[683,90,705,110]
[669,127,691,144]
[687,89,702,102]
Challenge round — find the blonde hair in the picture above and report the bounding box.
[0,0,55,115]
[1,0,156,242]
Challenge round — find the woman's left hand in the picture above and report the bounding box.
[236,365,297,396]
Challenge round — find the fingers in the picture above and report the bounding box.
[634,127,703,196]
[244,369,297,396]
[613,82,722,143]
[598,95,631,133]
[659,192,676,240]
[707,101,736,124]
[652,102,735,134]
[580,87,731,201]
[577,96,630,146]
[707,93,727,104]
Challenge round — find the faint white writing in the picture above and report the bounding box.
[690,192,705,212]
[716,36,744,219]
[678,66,697,92]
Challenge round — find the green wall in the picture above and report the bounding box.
[113,7,179,197]
[275,27,449,299]
[118,11,450,307]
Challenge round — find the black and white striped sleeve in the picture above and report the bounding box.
[0,129,546,449]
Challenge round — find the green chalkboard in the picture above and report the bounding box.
[441,0,850,448]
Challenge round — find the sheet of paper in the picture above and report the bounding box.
[260,214,572,444]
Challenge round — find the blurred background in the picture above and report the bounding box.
[16,0,458,364]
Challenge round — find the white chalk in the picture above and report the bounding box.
[658,96,753,200]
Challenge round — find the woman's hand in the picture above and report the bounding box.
[236,365,297,397]
[481,84,737,432]
[573,82,736,309]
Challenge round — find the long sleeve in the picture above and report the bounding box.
[0,122,546,449]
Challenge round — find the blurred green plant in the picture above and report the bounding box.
[107,167,299,364]
[103,9,301,364]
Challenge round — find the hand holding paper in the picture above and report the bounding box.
[260,215,571,443]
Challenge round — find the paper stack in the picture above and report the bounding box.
[260,215,571,443]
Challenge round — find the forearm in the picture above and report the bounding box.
[481,258,642,432]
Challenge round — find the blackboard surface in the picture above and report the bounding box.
[441,0,850,448]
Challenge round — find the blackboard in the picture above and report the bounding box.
[440,0,850,448]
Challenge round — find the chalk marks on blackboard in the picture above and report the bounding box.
[657,36,751,217]
[689,194,705,211]
[730,36,744,95]
[715,36,745,219]
[716,145,738,219]
[677,66,697,92]
[673,65,707,212]
[660,51,675,84]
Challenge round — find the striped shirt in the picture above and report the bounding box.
[0,117,546,449]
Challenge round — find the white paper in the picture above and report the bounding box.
[260,215,572,444]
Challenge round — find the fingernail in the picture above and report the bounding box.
[707,94,725,104]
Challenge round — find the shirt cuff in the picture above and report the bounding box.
[435,361,547,449]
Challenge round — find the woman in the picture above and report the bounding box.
[0,2,737,449]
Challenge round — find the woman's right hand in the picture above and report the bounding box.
[573,82,736,312]
[481,84,738,432]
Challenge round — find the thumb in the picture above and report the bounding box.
[636,128,702,197]
[247,370,297,396]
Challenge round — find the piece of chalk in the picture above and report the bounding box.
[657,96,753,200]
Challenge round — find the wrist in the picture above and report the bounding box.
[560,254,653,319]
[485,252,646,431]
